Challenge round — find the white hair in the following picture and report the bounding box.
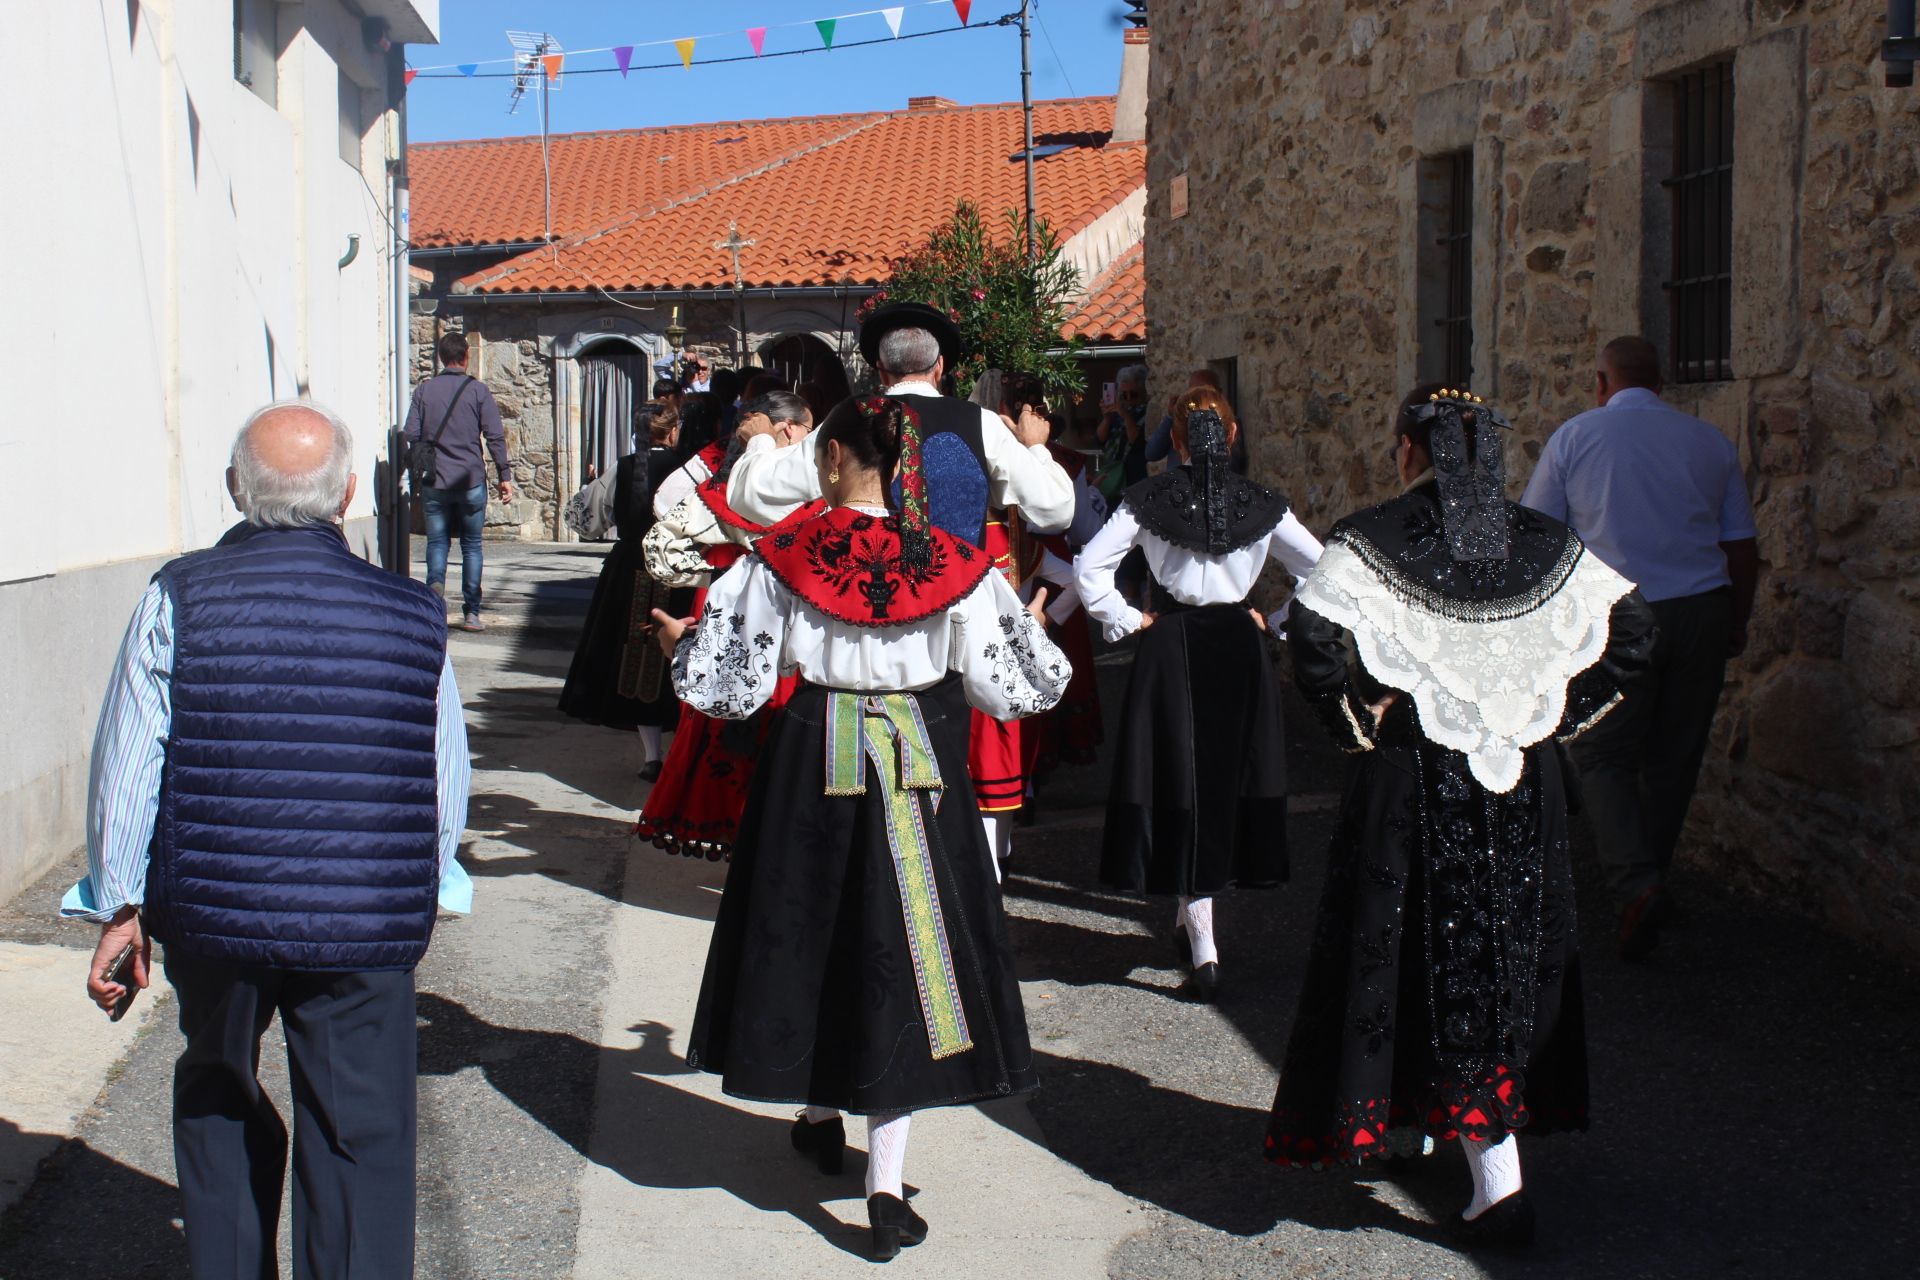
[877,327,941,379]
[230,400,354,528]
[1117,363,1148,389]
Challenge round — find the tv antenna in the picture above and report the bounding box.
[505,32,562,246]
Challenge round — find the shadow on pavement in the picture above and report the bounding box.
[0,1120,186,1279]
[416,994,871,1261]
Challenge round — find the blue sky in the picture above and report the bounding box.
[407,1,1132,143]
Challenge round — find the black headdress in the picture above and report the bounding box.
[1123,408,1290,555]
[1408,388,1515,561]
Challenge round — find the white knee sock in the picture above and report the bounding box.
[802,1105,841,1125]
[865,1112,912,1199]
[637,725,663,764]
[1459,1132,1523,1219]
[1178,895,1219,967]
[980,813,1011,883]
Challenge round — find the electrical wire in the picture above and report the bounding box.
[1033,2,1077,97]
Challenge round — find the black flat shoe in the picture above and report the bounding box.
[1449,1190,1535,1251]
[1181,961,1220,1003]
[867,1192,928,1262]
[638,760,664,783]
[789,1112,844,1175]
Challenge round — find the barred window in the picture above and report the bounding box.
[1664,63,1734,383]
[1415,150,1474,388]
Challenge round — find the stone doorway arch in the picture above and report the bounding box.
[760,333,852,413]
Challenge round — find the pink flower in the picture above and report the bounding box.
[970,288,986,301]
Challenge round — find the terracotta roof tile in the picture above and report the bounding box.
[1062,244,1144,345]
[417,98,1144,295]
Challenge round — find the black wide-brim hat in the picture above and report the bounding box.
[858,301,966,368]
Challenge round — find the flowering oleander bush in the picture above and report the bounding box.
[864,201,1085,403]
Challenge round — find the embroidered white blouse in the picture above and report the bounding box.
[1074,502,1326,642]
[652,451,711,522]
[642,490,752,587]
[671,508,1073,721]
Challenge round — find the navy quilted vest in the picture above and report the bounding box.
[889,395,991,548]
[142,524,449,971]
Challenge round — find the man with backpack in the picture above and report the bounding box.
[404,332,513,631]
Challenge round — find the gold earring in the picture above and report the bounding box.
[828,468,840,484]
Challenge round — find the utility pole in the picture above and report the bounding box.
[539,41,553,251]
[1020,0,1036,262]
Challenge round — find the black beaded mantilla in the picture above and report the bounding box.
[1123,466,1290,555]
[1331,487,1584,623]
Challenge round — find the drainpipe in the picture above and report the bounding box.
[1889,0,1917,87]
[387,43,412,573]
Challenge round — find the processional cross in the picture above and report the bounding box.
[715,221,757,365]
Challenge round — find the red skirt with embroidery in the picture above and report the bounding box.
[968,711,1025,814]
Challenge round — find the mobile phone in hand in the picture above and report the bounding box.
[1101,381,1116,408]
[102,942,138,1022]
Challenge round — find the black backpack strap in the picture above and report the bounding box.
[427,375,476,445]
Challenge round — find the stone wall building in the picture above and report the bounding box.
[1145,0,1920,963]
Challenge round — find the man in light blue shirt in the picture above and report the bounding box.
[1522,336,1758,960]
[68,401,471,1279]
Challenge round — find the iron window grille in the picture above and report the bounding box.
[1435,150,1474,388]
[1663,62,1735,383]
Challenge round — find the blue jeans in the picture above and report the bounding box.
[422,485,487,615]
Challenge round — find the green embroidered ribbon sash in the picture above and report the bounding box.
[825,692,973,1061]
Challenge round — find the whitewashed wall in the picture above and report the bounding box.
[0,0,437,905]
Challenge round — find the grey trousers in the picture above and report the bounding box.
[165,950,417,1280]
[1569,588,1732,906]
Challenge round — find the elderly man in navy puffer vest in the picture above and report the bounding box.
[63,401,472,1280]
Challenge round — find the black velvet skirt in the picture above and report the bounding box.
[1099,602,1289,896]
[686,676,1039,1114]
[557,539,680,730]
[1266,731,1589,1167]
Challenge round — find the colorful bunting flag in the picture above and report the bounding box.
[747,27,767,56]
[815,18,837,48]
[456,63,477,77]
[675,37,697,69]
[882,8,904,37]
[541,53,563,80]
[613,46,633,76]
[403,68,417,86]
[953,0,971,25]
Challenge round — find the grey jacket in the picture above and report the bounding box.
[403,371,510,491]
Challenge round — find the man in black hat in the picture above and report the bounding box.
[726,302,1074,540]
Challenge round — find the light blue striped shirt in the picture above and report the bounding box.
[60,582,474,922]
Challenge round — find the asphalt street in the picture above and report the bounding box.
[2,541,1916,1279]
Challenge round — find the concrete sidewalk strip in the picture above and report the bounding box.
[573,847,1143,1278]
[0,939,174,1213]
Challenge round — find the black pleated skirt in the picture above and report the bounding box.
[1100,603,1290,896]
[557,539,680,730]
[686,676,1039,1114]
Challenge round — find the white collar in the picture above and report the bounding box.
[883,379,939,396]
[1605,387,1663,409]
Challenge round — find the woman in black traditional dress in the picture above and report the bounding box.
[1073,387,1323,999]
[558,403,682,773]
[1265,386,1657,1249]
[652,396,1070,1262]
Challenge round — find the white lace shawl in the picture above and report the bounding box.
[1295,537,1634,793]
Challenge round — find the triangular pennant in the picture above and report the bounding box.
[952,0,972,25]
[613,46,633,77]
[746,27,767,56]
[675,37,696,69]
[882,8,904,37]
[403,68,417,86]
[542,53,562,80]
[456,63,477,77]
[815,18,837,49]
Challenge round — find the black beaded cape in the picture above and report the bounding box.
[1121,466,1290,555]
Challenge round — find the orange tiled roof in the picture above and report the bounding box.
[1063,244,1144,345]
[416,98,1142,294]
[409,113,883,249]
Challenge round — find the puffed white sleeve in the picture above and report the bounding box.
[643,492,721,587]
[652,456,705,521]
[951,571,1071,720]
[980,408,1075,534]
[1261,511,1326,632]
[725,431,823,527]
[1074,502,1145,641]
[669,557,788,720]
